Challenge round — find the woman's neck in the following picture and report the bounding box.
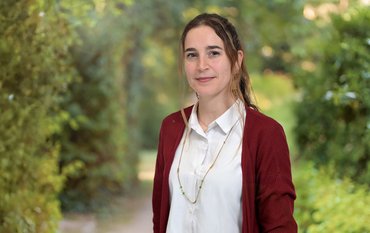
[197,95,236,130]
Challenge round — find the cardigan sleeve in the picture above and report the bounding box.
[255,122,297,233]
[152,122,165,233]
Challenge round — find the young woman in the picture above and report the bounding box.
[152,13,297,233]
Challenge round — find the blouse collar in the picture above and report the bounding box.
[188,99,244,135]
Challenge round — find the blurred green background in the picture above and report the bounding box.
[0,0,369,232]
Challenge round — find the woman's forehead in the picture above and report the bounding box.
[184,25,224,49]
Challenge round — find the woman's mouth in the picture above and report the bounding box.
[195,77,215,82]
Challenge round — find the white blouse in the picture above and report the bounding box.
[167,100,246,233]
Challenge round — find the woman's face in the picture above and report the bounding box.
[183,25,236,100]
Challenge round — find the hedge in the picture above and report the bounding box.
[57,16,137,211]
[0,0,74,232]
[295,5,370,184]
[294,162,370,232]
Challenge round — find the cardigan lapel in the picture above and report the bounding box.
[160,106,193,233]
[164,106,193,164]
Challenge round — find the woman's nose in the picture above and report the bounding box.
[197,55,209,71]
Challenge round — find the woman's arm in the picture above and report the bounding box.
[152,124,165,233]
[255,123,297,233]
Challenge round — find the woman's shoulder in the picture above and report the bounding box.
[244,107,288,151]
[161,105,194,128]
[245,107,285,133]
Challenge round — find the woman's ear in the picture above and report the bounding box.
[237,50,244,68]
[233,50,244,73]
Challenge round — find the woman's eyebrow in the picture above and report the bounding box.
[184,48,197,52]
[185,45,223,52]
[207,45,222,50]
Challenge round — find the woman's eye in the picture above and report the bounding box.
[185,52,197,59]
[208,51,220,57]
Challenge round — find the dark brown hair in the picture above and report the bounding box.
[179,13,258,110]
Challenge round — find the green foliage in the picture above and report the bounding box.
[237,1,306,72]
[0,0,74,232]
[294,6,370,184]
[57,17,135,211]
[58,36,130,211]
[57,0,187,210]
[294,162,370,233]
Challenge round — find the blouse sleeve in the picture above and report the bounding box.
[152,123,165,233]
[255,123,297,233]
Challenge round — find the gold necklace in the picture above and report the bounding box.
[176,122,237,204]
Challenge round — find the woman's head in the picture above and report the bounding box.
[180,13,257,109]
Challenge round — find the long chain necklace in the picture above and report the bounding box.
[176,122,237,204]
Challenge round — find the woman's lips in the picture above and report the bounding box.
[195,77,215,82]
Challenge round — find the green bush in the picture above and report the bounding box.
[295,6,370,184]
[0,1,74,232]
[294,162,370,232]
[58,18,137,211]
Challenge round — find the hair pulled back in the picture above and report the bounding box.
[180,13,257,110]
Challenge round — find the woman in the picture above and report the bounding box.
[152,13,297,233]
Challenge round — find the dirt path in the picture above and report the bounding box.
[60,184,153,233]
[105,194,152,233]
[60,152,156,233]
[59,191,152,233]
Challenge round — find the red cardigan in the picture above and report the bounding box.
[152,106,297,233]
